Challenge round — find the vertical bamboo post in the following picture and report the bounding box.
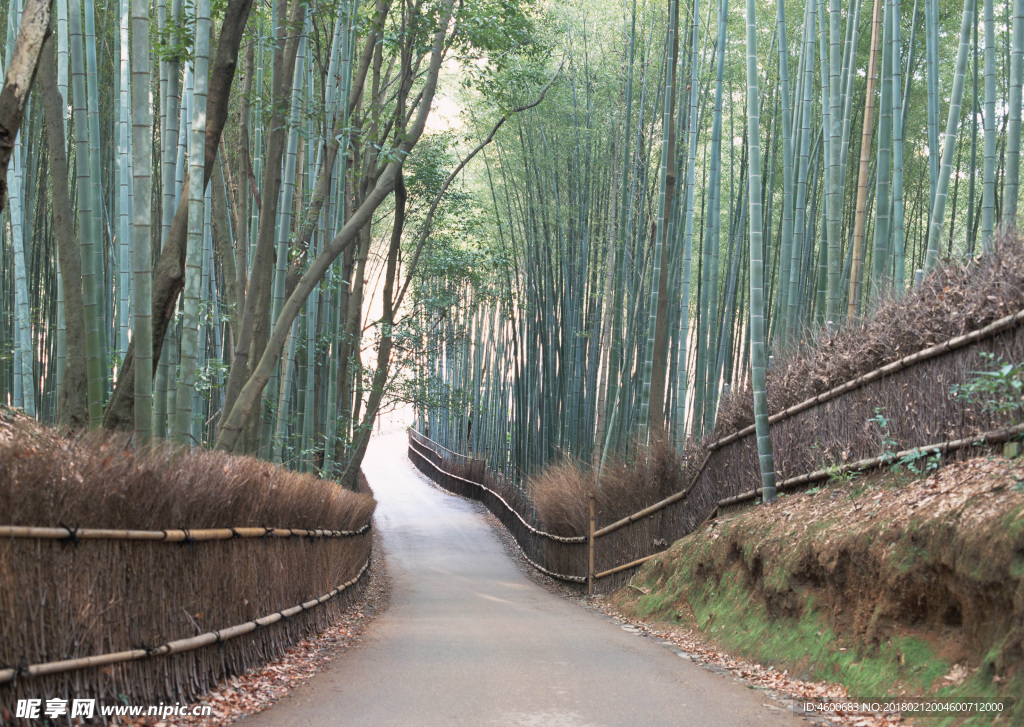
[587,494,596,596]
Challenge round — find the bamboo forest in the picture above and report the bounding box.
[1,0,1022,495]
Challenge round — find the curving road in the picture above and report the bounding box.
[243,430,804,726]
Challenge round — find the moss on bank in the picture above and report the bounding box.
[613,456,1024,724]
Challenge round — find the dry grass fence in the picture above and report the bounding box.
[0,411,375,720]
[410,234,1024,594]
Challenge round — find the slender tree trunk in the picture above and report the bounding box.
[39,35,86,429]
[103,0,256,430]
[848,0,883,317]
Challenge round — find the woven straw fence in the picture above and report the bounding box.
[409,311,1024,594]
[0,425,376,720]
[0,528,372,719]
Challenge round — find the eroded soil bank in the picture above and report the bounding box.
[613,455,1024,724]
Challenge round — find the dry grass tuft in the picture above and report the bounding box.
[715,230,1024,436]
[0,408,374,531]
[528,434,689,537]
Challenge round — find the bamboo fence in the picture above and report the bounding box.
[0,518,373,715]
[410,306,1024,593]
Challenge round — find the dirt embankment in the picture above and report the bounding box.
[613,456,1024,723]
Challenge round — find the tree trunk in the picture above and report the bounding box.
[40,33,86,429]
[103,0,256,430]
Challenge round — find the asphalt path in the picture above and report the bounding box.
[243,430,805,726]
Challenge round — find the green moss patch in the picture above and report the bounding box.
[613,456,1024,725]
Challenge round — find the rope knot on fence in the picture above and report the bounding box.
[59,524,80,547]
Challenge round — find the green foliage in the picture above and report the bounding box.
[896,449,942,476]
[952,352,1024,416]
[825,463,859,486]
[869,406,900,467]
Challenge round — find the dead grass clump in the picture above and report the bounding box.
[0,410,375,531]
[715,229,1024,436]
[527,461,594,536]
[528,434,690,537]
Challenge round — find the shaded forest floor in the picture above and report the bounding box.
[608,455,1024,725]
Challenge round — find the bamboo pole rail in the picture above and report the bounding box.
[408,437,587,543]
[708,307,1024,452]
[0,523,371,542]
[594,548,669,580]
[409,428,475,461]
[592,451,713,539]
[0,556,371,685]
[718,421,1024,508]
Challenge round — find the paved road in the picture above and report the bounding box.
[243,431,804,726]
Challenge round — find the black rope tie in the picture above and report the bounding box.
[59,524,81,548]
[179,529,196,550]
[15,657,29,680]
[262,527,274,539]
[230,528,241,539]
[137,641,160,657]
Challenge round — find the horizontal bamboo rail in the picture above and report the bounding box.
[516,546,587,584]
[594,548,669,580]
[708,308,1024,452]
[592,451,712,539]
[408,438,587,544]
[0,556,371,685]
[409,429,475,460]
[0,523,371,542]
[718,421,1024,508]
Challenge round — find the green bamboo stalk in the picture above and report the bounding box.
[982,0,996,250]
[744,0,777,502]
[825,0,842,326]
[132,0,153,443]
[1004,0,1024,224]
[68,0,105,426]
[83,0,107,391]
[925,0,939,211]
[891,0,906,288]
[175,0,211,444]
[117,0,132,359]
[871,0,894,291]
[925,0,975,272]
